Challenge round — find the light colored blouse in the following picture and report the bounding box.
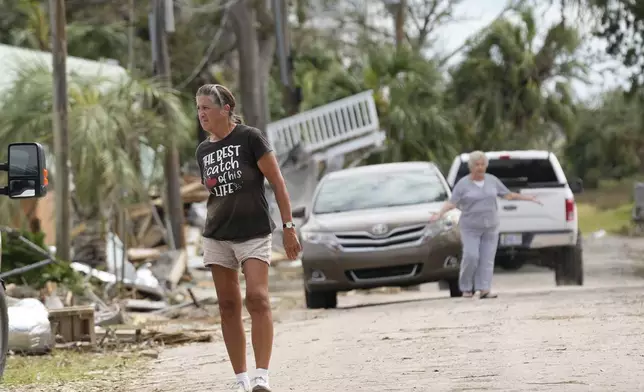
[449,173,511,230]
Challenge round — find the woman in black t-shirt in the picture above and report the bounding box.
[195,84,301,392]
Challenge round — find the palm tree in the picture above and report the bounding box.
[364,44,458,167]
[292,41,458,168]
[0,0,50,50]
[0,63,192,266]
[446,7,585,152]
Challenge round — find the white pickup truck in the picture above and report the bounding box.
[445,150,584,286]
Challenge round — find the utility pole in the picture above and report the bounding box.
[151,0,186,250]
[49,0,71,261]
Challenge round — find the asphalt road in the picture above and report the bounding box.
[124,234,644,392]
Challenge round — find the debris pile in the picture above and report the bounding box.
[4,171,303,358]
[4,176,214,355]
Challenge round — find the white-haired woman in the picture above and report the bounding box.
[430,151,541,298]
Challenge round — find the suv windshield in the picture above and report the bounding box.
[313,169,449,214]
[455,158,562,189]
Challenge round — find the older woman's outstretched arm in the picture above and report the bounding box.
[432,201,457,220]
[431,179,464,221]
[503,192,541,204]
[491,174,541,204]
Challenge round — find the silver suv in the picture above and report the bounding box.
[293,162,463,309]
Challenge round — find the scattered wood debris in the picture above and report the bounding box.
[4,172,301,360]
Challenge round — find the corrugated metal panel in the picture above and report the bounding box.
[0,44,128,92]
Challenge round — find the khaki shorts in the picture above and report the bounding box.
[202,234,272,270]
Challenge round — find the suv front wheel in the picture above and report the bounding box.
[446,278,462,298]
[304,287,337,309]
[554,231,583,286]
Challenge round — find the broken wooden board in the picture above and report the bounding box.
[148,249,187,290]
[95,325,215,346]
[123,299,168,312]
[127,247,162,262]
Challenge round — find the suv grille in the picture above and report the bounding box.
[346,263,421,281]
[335,224,426,251]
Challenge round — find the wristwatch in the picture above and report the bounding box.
[283,221,296,229]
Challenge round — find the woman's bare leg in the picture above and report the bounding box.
[210,264,246,374]
[242,259,273,370]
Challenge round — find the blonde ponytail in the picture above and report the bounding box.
[231,113,244,124]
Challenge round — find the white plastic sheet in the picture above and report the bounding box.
[8,298,53,354]
[106,232,138,282]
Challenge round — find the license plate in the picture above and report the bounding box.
[500,233,522,246]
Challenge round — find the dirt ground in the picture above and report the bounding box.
[8,235,644,392]
[122,235,644,392]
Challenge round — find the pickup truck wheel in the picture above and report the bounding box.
[447,279,462,298]
[0,281,8,380]
[554,232,584,286]
[304,288,337,309]
[496,256,525,271]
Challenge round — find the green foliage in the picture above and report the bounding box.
[1,231,84,293]
[447,8,584,151]
[1,0,644,224]
[591,0,644,90]
[288,8,588,172]
[67,23,129,61]
[0,62,193,224]
[564,90,644,186]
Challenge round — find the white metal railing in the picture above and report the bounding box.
[266,90,380,157]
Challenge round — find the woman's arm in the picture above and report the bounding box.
[490,174,540,203]
[436,201,457,219]
[257,153,301,260]
[433,179,464,219]
[257,153,293,226]
[247,128,294,226]
[431,200,458,221]
[503,192,540,203]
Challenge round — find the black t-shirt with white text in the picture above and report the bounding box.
[195,125,276,242]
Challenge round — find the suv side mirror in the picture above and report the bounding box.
[1,142,48,199]
[569,178,583,194]
[292,206,306,218]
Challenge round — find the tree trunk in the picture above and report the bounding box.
[231,0,263,129]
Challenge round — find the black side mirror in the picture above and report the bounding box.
[569,178,583,194]
[1,142,48,199]
[292,206,306,218]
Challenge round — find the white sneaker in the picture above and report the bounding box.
[231,381,250,392]
[251,376,272,392]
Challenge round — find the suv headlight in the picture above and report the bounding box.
[424,211,460,239]
[301,232,339,249]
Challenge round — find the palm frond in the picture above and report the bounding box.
[0,61,193,225]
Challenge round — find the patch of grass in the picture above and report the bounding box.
[576,176,644,207]
[577,202,633,235]
[575,177,641,235]
[4,350,145,387]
